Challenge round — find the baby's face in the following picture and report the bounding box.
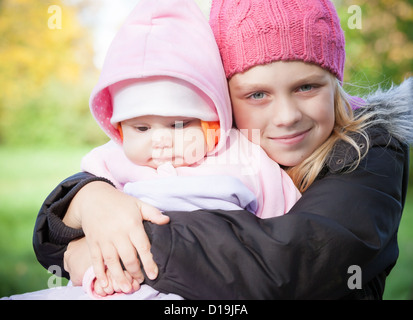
[121,115,208,168]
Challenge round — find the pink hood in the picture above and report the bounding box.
[89,0,232,152]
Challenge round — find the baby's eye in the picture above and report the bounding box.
[249,92,266,100]
[135,126,149,132]
[172,121,190,129]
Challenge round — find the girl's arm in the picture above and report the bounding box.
[33,131,408,299]
[142,133,409,299]
[33,172,102,278]
[33,172,169,291]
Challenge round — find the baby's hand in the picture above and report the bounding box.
[94,269,141,297]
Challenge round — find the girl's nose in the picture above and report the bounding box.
[271,96,302,127]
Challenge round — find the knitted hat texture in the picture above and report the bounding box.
[210,0,345,80]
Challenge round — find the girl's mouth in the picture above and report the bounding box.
[270,129,311,145]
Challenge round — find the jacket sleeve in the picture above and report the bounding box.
[32,172,114,279]
[143,136,408,299]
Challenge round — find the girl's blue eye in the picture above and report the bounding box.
[250,92,265,100]
[299,84,313,92]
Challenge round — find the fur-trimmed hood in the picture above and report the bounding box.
[360,77,413,145]
[328,77,412,173]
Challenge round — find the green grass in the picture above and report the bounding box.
[0,146,89,297]
[0,146,412,299]
[383,193,413,300]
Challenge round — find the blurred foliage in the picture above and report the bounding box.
[0,0,413,145]
[0,0,411,175]
[0,0,412,147]
[334,0,413,185]
[335,0,413,91]
[0,0,107,147]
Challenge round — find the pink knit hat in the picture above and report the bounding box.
[210,0,346,80]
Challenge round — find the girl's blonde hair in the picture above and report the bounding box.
[286,76,371,193]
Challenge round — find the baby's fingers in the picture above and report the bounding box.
[111,271,140,294]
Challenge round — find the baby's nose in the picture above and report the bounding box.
[152,129,173,148]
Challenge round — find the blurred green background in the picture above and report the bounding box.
[0,0,412,299]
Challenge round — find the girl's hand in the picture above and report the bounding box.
[64,181,170,293]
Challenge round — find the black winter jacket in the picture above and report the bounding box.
[33,79,412,299]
